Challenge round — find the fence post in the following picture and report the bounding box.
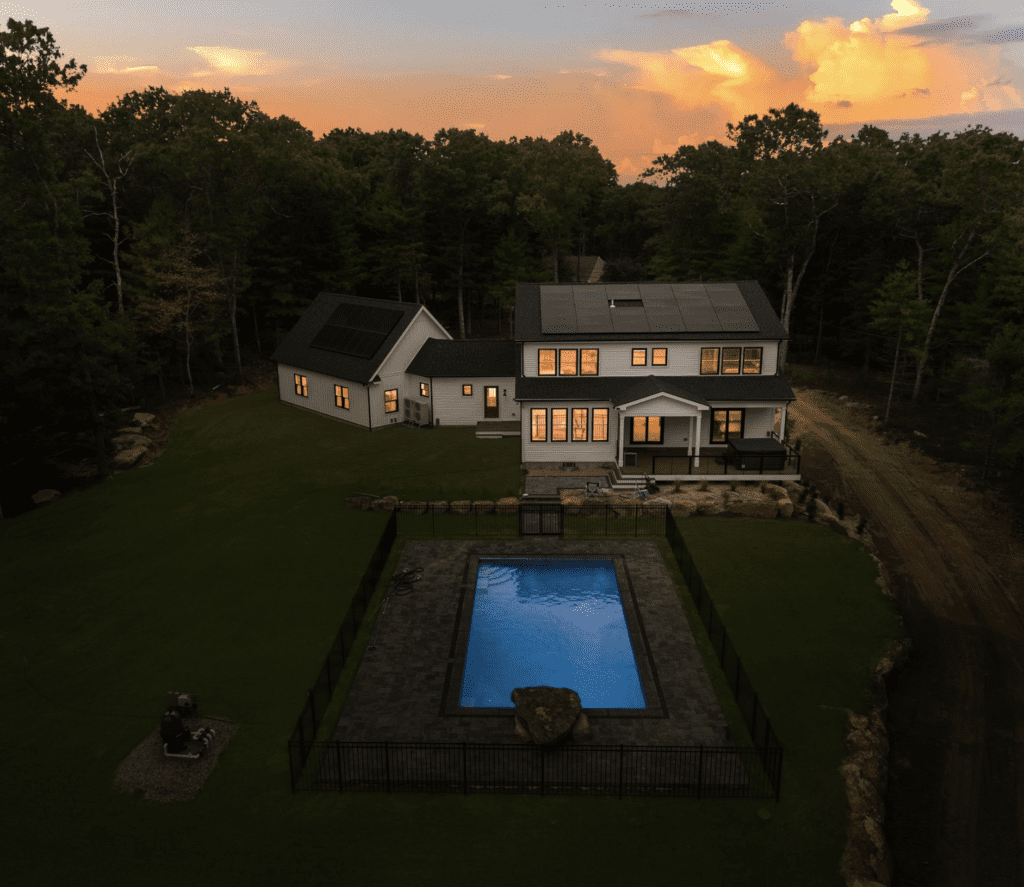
[384,740,391,794]
[698,745,703,800]
[635,504,638,536]
[335,742,342,793]
[475,504,479,538]
[431,502,434,536]
[605,503,609,536]
[463,741,468,794]
[541,747,545,796]
[619,744,624,800]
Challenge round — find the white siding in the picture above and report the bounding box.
[431,378,517,426]
[276,364,370,428]
[367,310,451,429]
[521,341,779,377]
[520,401,620,464]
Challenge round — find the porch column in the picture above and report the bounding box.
[693,410,702,468]
[617,410,624,466]
[780,404,788,442]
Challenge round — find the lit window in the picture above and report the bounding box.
[552,408,567,441]
[632,417,662,443]
[538,350,556,375]
[593,409,608,441]
[711,409,743,443]
[743,348,762,374]
[722,348,741,374]
[632,348,646,366]
[420,382,430,396]
[463,384,472,396]
[294,374,308,397]
[335,385,349,409]
[652,348,667,366]
[700,348,719,374]
[531,409,547,441]
[572,409,588,441]
[559,350,577,375]
[581,349,598,375]
[384,389,398,412]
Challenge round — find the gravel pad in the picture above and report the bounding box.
[113,717,240,804]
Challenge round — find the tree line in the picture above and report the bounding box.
[1,18,1022,507]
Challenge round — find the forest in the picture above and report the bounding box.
[2,18,1023,523]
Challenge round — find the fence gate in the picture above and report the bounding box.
[519,503,563,536]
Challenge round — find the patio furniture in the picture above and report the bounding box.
[584,481,603,498]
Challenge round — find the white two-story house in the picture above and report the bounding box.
[272,281,799,482]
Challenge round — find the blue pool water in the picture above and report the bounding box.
[459,558,647,709]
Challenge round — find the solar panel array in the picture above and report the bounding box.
[310,302,404,359]
[538,283,759,334]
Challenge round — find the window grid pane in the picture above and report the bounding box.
[649,416,662,441]
[581,350,598,375]
[632,349,646,366]
[722,348,741,374]
[701,349,719,374]
[572,409,587,441]
[633,417,646,442]
[653,348,666,365]
[552,409,568,441]
[559,350,577,375]
[538,350,556,375]
[463,384,472,395]
[593,409,608,441]
[743,347,762,374]
[531,409,547,441]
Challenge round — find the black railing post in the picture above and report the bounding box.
[475,504,479,537]
[385,741,391,794]
[541,747,545,796]
[463,741,468,794]
[335,741,342,793]
[619,744,624,799]
[605,503,609,536]
[698,745,703,799]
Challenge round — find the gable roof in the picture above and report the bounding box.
[271,293,439,385]
[516,374,796,404]
[406,337,517,378]
[514,280,789,342]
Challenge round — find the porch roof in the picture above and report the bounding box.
[515,374,796,405]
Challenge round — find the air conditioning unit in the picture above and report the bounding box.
[402,398,431,426]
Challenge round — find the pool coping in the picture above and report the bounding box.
[331,539,732,749]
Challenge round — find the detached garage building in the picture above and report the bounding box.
[271,292,517,430]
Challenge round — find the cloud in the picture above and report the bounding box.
[89,57,159,75]
[597,0,1023,142]
[488,74,512,80]
[187,46,291,77]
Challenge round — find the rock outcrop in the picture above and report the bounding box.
[31,489,61,506]
[511,686,591,746]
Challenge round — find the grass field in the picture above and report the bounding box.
[3,387,904,886]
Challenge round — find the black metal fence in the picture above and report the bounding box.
[287,509,398,790]
[395,501,668,537]
[287,503,784,801]
[292,740,783,799]
[664,508,783,785]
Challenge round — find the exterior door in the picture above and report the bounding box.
[484,386,499,418]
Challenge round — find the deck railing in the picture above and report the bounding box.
[286,504,783,801]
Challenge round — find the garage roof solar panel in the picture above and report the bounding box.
[312,302,403,359]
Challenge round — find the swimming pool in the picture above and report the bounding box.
[458,558,648,709]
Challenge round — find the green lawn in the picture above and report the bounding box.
[3,388,904,886]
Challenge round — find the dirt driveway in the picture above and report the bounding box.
[788,387,1024,887]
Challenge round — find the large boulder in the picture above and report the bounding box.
[723,496,777,519]
[776,497,794,519]
[449,500,472,514]
[32,489,61,506]
[111,433,152,453]
[471,500,495,513]
[371,495,399,512]
[511,686,591,746]
[112,446,146,468]
[132,412,157,428]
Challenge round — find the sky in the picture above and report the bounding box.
[7,0,1024,184]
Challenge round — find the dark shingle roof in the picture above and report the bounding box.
[406,338,517,377]
[270,293,431,385]
[514,280,789,342]
[515,374,796,404]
